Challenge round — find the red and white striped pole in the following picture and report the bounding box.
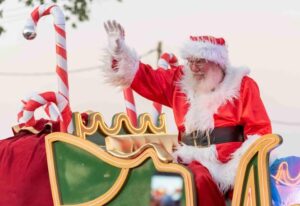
[19,4,73,133]
[152,52,178,125]
[114,24,138,127]
[123,88,138,127]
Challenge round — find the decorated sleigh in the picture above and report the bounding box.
[45,111,281,206]
[0,4,299,206]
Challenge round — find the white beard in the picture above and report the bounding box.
[183,63,224,94]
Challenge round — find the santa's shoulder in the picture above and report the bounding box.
[241,75,258,86]
[230,68,262,95]
[227,66,250,79]
[220,66,250,91]
[170,64,185,78]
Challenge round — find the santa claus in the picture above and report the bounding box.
[102,20,272,206]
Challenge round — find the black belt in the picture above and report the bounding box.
[181,126,244,147]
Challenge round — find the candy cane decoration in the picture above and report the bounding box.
[157,52,179,70]
[18,92,62,123]
[123,88,138,127]
[18,92,71,132]
[44,102,61,121]
[152,53,178,125]
[18,4,73,133]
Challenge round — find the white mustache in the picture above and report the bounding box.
[192,72,205,76]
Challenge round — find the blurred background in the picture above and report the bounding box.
[0,0,300,158]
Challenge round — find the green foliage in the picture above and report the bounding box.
[23,0,92,28]
[0,0,121,36]
[0,8,4,34]
[0,26,5,35]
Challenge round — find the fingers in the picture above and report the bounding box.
[107,20,114,31]
[104,20,125,37]
[103,20,113,34]
[117,23,125,37]
[112,20,118,30]
[103,22,109,33]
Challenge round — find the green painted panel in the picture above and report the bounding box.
[240,153,261,206]
[85,115,138,144]
[107,159,186,206]
[53,141,121,204]
[79,113,158,145]
[85,114,106,145]
[86,133,106,145]
[85,126,129,145]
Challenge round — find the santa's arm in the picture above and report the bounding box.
[130,63,178,107]
[101,20,139,88]
[101,20,177,107]
[240,77,272,139]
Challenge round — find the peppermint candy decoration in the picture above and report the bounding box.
[19,4,73,133]
[152,52,178,125]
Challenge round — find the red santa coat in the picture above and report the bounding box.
[130,62,272,192]
[131,62,271,136]
[103,46,272,192]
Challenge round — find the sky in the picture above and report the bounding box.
[0,0,300,157]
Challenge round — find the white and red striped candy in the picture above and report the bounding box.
[18,92,71,132]
[152,52,178,125]
[123,88,138,127]
[157,52,178,69]
[19,4,73,133]
[44,102,61,122]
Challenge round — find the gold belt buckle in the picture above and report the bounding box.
[206,130,211,147]
[192,131,198,147]
[192,130,211,148]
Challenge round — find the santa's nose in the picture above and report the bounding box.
[190,64,199,72]
[190,64,205,73]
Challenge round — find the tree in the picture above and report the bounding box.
[0,0,122,36]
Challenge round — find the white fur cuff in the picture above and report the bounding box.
[101,44,139,88]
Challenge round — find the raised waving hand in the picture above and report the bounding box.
[104,20,125,53]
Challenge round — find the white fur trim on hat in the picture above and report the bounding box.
[180,41,229,69]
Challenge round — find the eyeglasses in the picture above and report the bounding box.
[187,59,209,67]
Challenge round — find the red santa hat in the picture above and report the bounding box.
[180,36,229,69]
